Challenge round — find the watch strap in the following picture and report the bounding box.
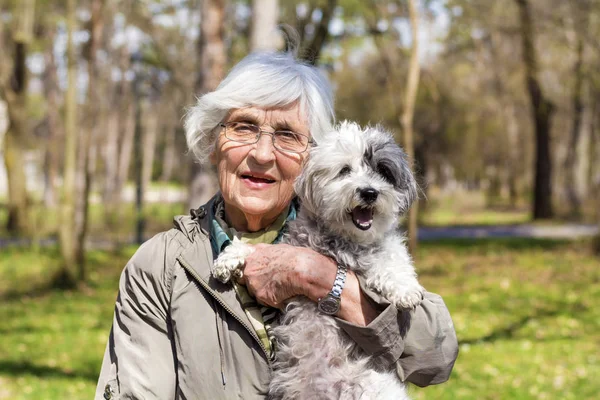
[317,264,348,315]
[329,264,347,299]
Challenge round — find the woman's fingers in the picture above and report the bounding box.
[241,244,299,308]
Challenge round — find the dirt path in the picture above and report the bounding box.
[1,223,598,248]
[418,223,599,240]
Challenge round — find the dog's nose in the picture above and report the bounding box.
[359,188,378,204]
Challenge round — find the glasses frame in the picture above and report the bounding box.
[219,122,313,154]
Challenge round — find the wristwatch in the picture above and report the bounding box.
[317,264,348,315]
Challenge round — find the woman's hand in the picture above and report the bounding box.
[240,244,380,326]
[239,243,335,309]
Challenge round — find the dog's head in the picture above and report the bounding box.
[295,121,418,244]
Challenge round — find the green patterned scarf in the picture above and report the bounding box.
[210,196,296,358]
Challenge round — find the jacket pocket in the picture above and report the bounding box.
[101,378,118,400]
[96,344,120,400]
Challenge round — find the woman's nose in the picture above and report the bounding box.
[251,133,276,163]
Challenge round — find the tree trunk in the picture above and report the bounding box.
[3,110,29,234]
[400,0,421,255]
[589,95,600,223]
[41,27,62,209]
[588,95,599,201]
[295,4,314,46]
[301,0,337,64]
[506,106,520,207]
[594,224,600,256]
[489,30,520,208]
[117,103,136,199]
[134,99,159,242]
[250,0,280,51]
[514,0,555,219]
[188,0,226,211]
[74,0,105,278]
[1,0,35,235]
[160,121,177,182]
[103,109,119,200]
[103,46,130,205]
[563,33,584,219]
[58,0,78,287]
[142,104,158,191]
[133,78,145,244]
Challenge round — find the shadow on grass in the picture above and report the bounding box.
[0,283,59,302]
[459,302,589,345]
[0,360,98,382]
[0,273,83,302]
[0,245,132,301]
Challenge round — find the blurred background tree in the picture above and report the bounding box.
[1,1,600,399]
[0,0,598,257]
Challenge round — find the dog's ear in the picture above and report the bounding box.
[385,142,418,214]
[294,160,317,215]
[295,146,332,216]
[399,159,419,214]
[368,129,419,215]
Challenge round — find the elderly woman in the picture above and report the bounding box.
[96,51,458,400]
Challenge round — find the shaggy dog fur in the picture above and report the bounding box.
[213,121,424,400]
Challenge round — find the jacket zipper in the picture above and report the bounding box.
[215,307,226,386]
[177,256,272,367]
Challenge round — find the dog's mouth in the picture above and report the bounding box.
[350,206,374,231]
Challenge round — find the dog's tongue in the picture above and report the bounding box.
[352,207,373,230]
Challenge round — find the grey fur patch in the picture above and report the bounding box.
[269,121,423,400]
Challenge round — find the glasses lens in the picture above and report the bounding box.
[225,122,259,142]
[273,131,309,153]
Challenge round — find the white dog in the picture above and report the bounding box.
[213,121,424,400]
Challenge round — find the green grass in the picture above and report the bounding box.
[0,246,136,400]
[421,188,531,227]
[0,201,186,242]
[410,238,600,400]
[1,238,599,399]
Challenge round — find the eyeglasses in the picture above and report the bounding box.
[219,122,313,154]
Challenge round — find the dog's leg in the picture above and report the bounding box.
[354,369,411,400]
[364,234,425,310]
[382,273,425,310]
[212,237,255,283]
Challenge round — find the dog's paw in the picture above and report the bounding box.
[389,283,425,310]
[213,255,244,283]
[212,238,255,284]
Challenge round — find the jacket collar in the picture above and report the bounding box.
[174,194,253,328]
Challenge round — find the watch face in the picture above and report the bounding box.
[318,296,340,315]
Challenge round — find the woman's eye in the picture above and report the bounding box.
[233,123,256,134]
[339,166,351,177]
[278,130,296,138]
[230,122,258,136]
[276,131,302,143]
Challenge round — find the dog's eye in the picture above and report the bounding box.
[378,164,395,184]
[339,165,351,177]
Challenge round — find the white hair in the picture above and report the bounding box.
[184,51,335,163]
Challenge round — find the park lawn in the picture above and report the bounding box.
[1,238,599,399]
[0,247,136,400]
[420,188,531,227]
[0,199,186,242]
[410,238,600,400]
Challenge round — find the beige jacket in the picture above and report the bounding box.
[96,198,458,399]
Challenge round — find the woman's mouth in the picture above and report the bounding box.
[350,206,374,230]
[241,174,276,188]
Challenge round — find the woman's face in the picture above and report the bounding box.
[210,104,310,231]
